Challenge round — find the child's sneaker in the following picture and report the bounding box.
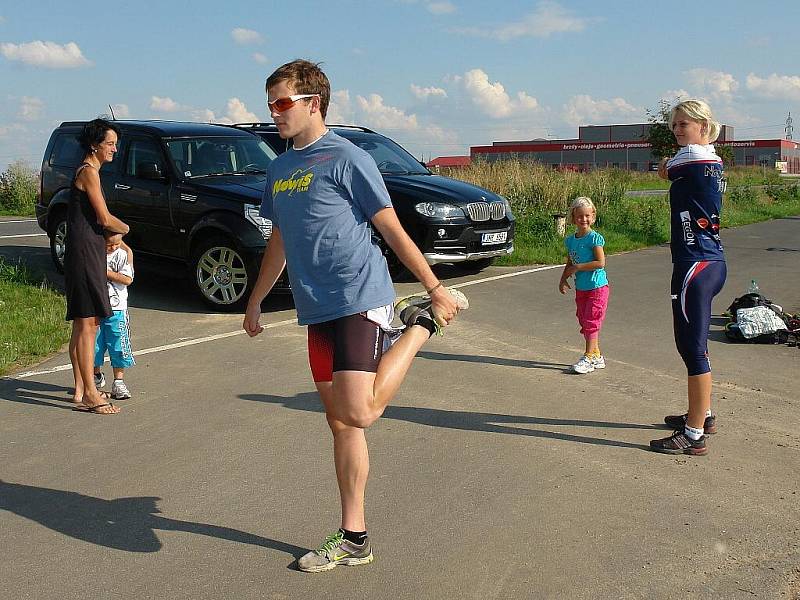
[590,354,606,369]
[111,379,131,400]
[94,372,106,389]
[572,355,595,374]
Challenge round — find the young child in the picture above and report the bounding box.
[559,196,610,374]
[93,231,135,399]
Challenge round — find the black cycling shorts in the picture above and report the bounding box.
[307,313,385,382]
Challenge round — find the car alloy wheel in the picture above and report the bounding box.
[194,241,249,307]
[50,217,67,273]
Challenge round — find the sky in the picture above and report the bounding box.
[2,0,800,171]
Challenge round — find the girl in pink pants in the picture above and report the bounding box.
[559,197,610,374]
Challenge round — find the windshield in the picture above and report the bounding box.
[166,136,276,178]
[336,131,430,175]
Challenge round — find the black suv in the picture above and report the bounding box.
[234,124,515,274]
[36,120,280,310]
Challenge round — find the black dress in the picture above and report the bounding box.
[64,163,112,321]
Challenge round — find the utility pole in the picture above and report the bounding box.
[786,112,793,140]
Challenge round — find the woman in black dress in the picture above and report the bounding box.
[66,119,129,414]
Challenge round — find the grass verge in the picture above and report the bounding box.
[443,162,800,267]
[0,256,69,376]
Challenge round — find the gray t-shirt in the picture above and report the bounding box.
[260,130,395,325]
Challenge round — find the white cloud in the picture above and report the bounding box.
[410,84,447,100]
[224,98,259,123]
[190,108,217,123]
[562,94,640,127]
[0,40,90,68]
[745,72,800,101]
[252,52,268,64]
[661,89,690,104]
[110,104,130,119]
[427,1,456,14]
[327,90,355,124]
[231,28,263,45]
[455,1,593,41]
[356,94,419,131]
[461,68,539,118]
[150,96,185,112]
[18,96,44,121]
[686,68,739,101]
[190,98,260,125]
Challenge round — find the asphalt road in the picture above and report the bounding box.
[1,216,799,600]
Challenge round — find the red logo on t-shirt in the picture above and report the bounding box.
[696,218,709,229]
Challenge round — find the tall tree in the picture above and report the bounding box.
[644,99,680,160]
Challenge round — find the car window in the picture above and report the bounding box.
[125,138,165,177]
[335,131,430,175]
[166,136,275,178]
[49,134,83,167]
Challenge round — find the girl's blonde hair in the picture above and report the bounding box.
[668,99,721,143]
[568,196,596,225]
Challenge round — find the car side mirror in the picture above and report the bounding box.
[138,162,165,180]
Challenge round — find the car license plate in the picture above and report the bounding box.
[481,231,507,245]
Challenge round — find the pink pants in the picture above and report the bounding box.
[575,285,610,341]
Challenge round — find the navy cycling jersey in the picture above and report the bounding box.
[666,144,725,263]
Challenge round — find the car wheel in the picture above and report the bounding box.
[49,213,67,274]
[192,236,253,311]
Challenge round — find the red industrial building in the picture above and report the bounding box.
[468,123,800,174]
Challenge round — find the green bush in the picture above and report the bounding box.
[0,160,38,215]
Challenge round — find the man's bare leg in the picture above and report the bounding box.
[317,382,369,531]
[329,324,430,429]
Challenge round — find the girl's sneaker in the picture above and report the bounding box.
[572,355,595,374]
[94,372,106,389]
[591,354,606,369]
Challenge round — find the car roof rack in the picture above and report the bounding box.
[232,122,377,134]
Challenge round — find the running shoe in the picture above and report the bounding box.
[572,355,595,374]
[395,287,469,337]
[663,413,717,434]
[649,430,707,456]
[111,379,132,400]
[94,372,106,389]
[297,531,374,573]
[590,354,606,369]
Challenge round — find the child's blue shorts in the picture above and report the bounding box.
[94,310,135,369]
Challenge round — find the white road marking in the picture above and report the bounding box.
[10,317,299,379]
[6,265,565,381]
[0,218,38,224]
[0,233,47,239]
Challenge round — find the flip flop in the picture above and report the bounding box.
[72,401,118,414]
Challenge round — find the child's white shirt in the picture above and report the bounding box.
[106,248,133,311]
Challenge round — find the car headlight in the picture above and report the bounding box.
[500,195,514,218]
[414,202,464,219]
[245,204,273,240]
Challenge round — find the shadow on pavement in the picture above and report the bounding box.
[418,350,569,371]
[0,378,75,409]
[239,391,655,451]
[0,479,306,559]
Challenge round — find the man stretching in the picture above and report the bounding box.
[243,59,463,572]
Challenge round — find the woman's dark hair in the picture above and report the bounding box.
[78,118,122,153]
